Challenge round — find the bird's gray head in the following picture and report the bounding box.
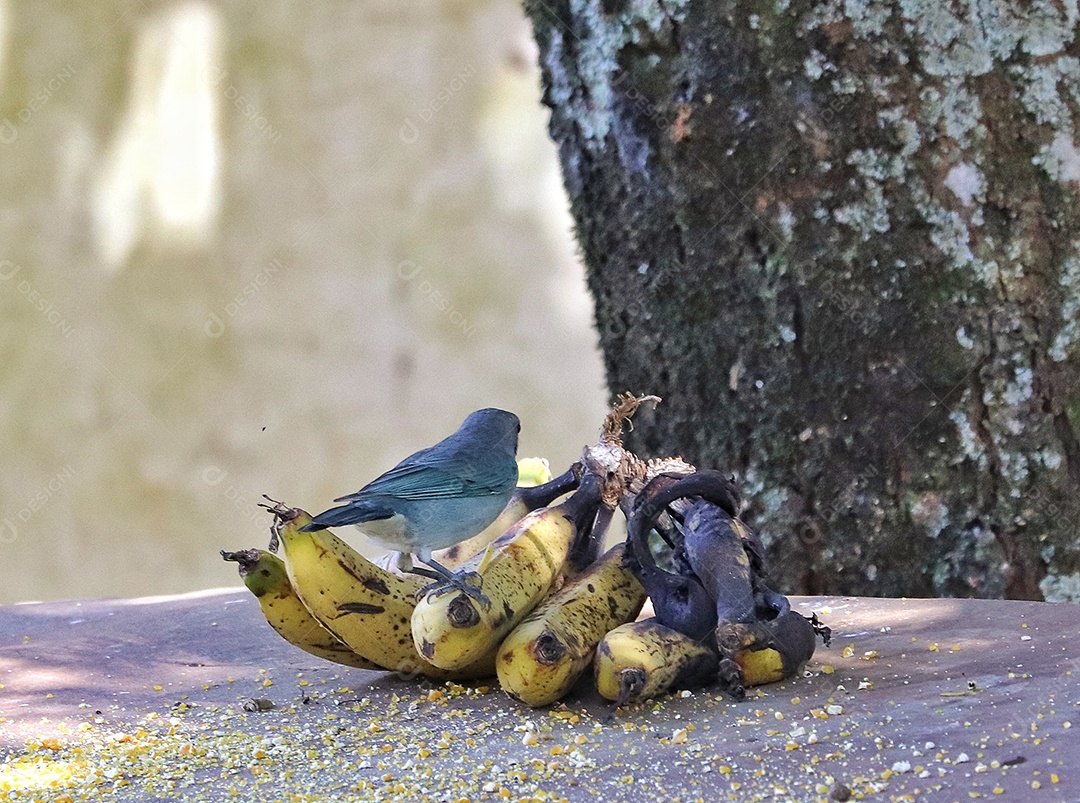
[460,408,520,457]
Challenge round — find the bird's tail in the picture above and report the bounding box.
[299,501,392,532]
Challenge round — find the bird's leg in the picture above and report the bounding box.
[409,551,489,607]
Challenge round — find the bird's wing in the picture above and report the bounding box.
[334,455,515,503]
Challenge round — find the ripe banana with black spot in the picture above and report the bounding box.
[595,611,821,708]
[222,548,382,670]
[595,619,718,707]
[496,542,646,707]
[411,472,604,671]
[269,503,495,680]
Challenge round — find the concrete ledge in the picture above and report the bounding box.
[0,591,1074,801]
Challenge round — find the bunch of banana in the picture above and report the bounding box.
[221,461,581,680]
[221,548,382,670]
[411,472,605,671]
[268,502,496,680]
[222,396,832,709]
[496,542,646,706]
[219,458,589,682]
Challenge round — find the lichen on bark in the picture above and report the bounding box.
[526,0,1080,599]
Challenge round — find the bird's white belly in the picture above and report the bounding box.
[353,513,410,551]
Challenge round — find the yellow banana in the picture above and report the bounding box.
[411,472,604,671]
[596,611,820,707]
[496,542,646,707]
[269,503,495,680]
[222,548,382,670]
[595,619,718,706]
[515,457,553,487]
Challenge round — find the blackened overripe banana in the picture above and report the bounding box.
[682,499,758,625]
[735,609,818,686]
[624,473,718,643]
[680,498,763,699]
[626,470,821,699]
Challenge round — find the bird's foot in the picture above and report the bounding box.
[411,565,490,607]
[418,571,489,606]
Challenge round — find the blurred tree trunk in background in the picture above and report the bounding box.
[525,0,1080,600]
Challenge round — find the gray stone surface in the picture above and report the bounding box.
[0,590,1075,801]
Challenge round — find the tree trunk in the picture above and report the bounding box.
[525,0,1080,600]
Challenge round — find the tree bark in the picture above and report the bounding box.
[525,0,1080,600]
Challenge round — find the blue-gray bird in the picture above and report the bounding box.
[301,408,520,597]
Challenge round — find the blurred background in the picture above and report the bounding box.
[0,1,607,604]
